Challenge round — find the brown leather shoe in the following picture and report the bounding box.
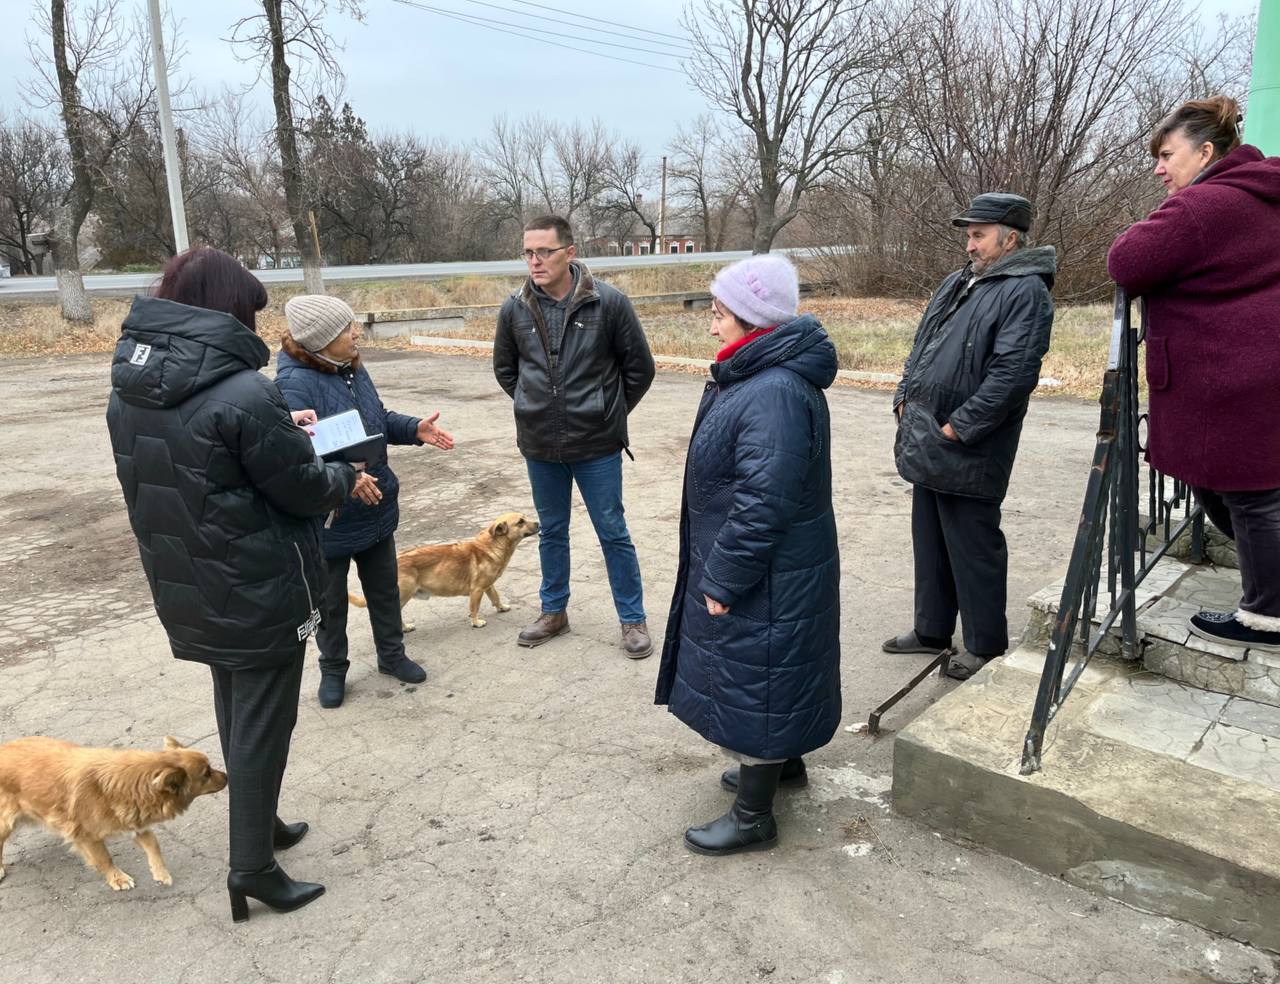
[621,621,652,659]
[517,611,569,648]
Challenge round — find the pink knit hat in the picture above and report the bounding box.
[710,255,799,328]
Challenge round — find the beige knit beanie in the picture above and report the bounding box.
[284,294,356,352]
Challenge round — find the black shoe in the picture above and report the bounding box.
[720,756,807,793]
[273,817,309,850]
[378,657,427,684]
[945,649,997,681]
[882,630,951,655]
[685,762,783,856]
[1189,611,1280,653]
[227,861,324,923]
[317,672,346,709]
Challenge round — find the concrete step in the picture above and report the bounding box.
[1021,559,1280,709]
[892,647,1280,951]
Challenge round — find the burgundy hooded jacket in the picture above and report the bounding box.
[1107,144,1280,491]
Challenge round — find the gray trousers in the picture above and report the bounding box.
[211,648,305,871]
[1194,486,1280,619]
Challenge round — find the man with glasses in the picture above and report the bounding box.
[493,214,657,657]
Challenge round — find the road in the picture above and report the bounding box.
[1,347,1273,984]
[0,249,782,302]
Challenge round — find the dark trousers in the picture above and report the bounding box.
[316,534,406,674]
[211,649,305,871]
[912,486,1009,656]
[1193,486,1280,618]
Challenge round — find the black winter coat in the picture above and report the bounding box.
[655,315,842,760]
[493,261,655,462]
[275,335,421,559]
[106,295,356,671]
[893,246,1056,501]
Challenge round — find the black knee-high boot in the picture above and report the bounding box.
[684,762,783,856]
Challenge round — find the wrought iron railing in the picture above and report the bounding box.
[1019,289,1204,775]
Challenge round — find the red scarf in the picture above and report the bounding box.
[716,325,775,363]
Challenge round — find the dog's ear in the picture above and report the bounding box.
[491,521,508,537]
[152,766,186,796]
[163,735,184,750]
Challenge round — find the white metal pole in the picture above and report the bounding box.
[148,0,189,253]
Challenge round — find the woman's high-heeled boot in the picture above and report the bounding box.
[227,861,325,923]
[273,816,309,849]
[685,761,784,856]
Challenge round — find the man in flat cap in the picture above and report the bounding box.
[885,192,1057,680]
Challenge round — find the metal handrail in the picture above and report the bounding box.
[1019,288,1203,775]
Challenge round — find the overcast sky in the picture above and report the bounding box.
[5,0,700,153]
[2,0,1262,155]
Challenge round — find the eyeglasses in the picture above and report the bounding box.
[520,245,570,262]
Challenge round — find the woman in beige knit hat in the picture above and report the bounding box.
[276,294,454,709]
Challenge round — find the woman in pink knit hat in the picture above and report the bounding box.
[654,254,843,856]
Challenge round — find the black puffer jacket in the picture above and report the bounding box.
[893,246,1056,501]
[106,295,356,671]
[493,261,655,462]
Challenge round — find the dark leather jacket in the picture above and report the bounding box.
[493,261,655,462]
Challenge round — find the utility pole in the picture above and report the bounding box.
[148,0,189,253]
[658,155,668,256]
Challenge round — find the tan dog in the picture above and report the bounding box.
[350,512,540,629]
[0,736,227,891]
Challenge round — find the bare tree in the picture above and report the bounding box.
[600,141,660,253]
[684,0,893,253]
[668,113,749,251]
[0,117,67,275]
[892,0,1253,296]
[30,0,153,320]
[230,0,363,292]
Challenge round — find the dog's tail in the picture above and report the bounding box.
[348,592,368,608]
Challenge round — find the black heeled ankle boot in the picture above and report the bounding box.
[685,761,784,856]
[227,861,325,923]
[720,756,807,792]
[273,816,309,850]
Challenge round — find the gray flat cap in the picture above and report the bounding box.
[951,192,1033,232]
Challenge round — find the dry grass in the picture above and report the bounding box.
[0,271,1115,399]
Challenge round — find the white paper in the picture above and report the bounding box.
[308,409,368,456]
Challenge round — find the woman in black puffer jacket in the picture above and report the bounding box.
[107,247,358,922]
[655,255,842,856]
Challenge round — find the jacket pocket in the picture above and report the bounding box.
[895,401,988,497]
[1146,336,1170,391]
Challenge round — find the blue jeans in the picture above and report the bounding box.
[525,452,645,623]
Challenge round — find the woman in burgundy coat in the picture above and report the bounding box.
[1108,95,1280,653]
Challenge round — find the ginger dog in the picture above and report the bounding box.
[350,512,540,629]
[0,736,227,891]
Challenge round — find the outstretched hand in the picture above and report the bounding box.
[417,411,454,450]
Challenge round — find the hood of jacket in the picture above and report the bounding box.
[278,331,363,374]
[711,313,838,390]
[1194,143,1280,206]
[972,244,1058,290]
[111,294,270,409]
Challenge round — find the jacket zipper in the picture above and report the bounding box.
[293,542,315,612]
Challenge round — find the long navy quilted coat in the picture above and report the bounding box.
[655,314,842,759]
[275,336,422,559]
[106,295,356,671]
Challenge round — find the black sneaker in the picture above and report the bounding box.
[1188,611,1280,653]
